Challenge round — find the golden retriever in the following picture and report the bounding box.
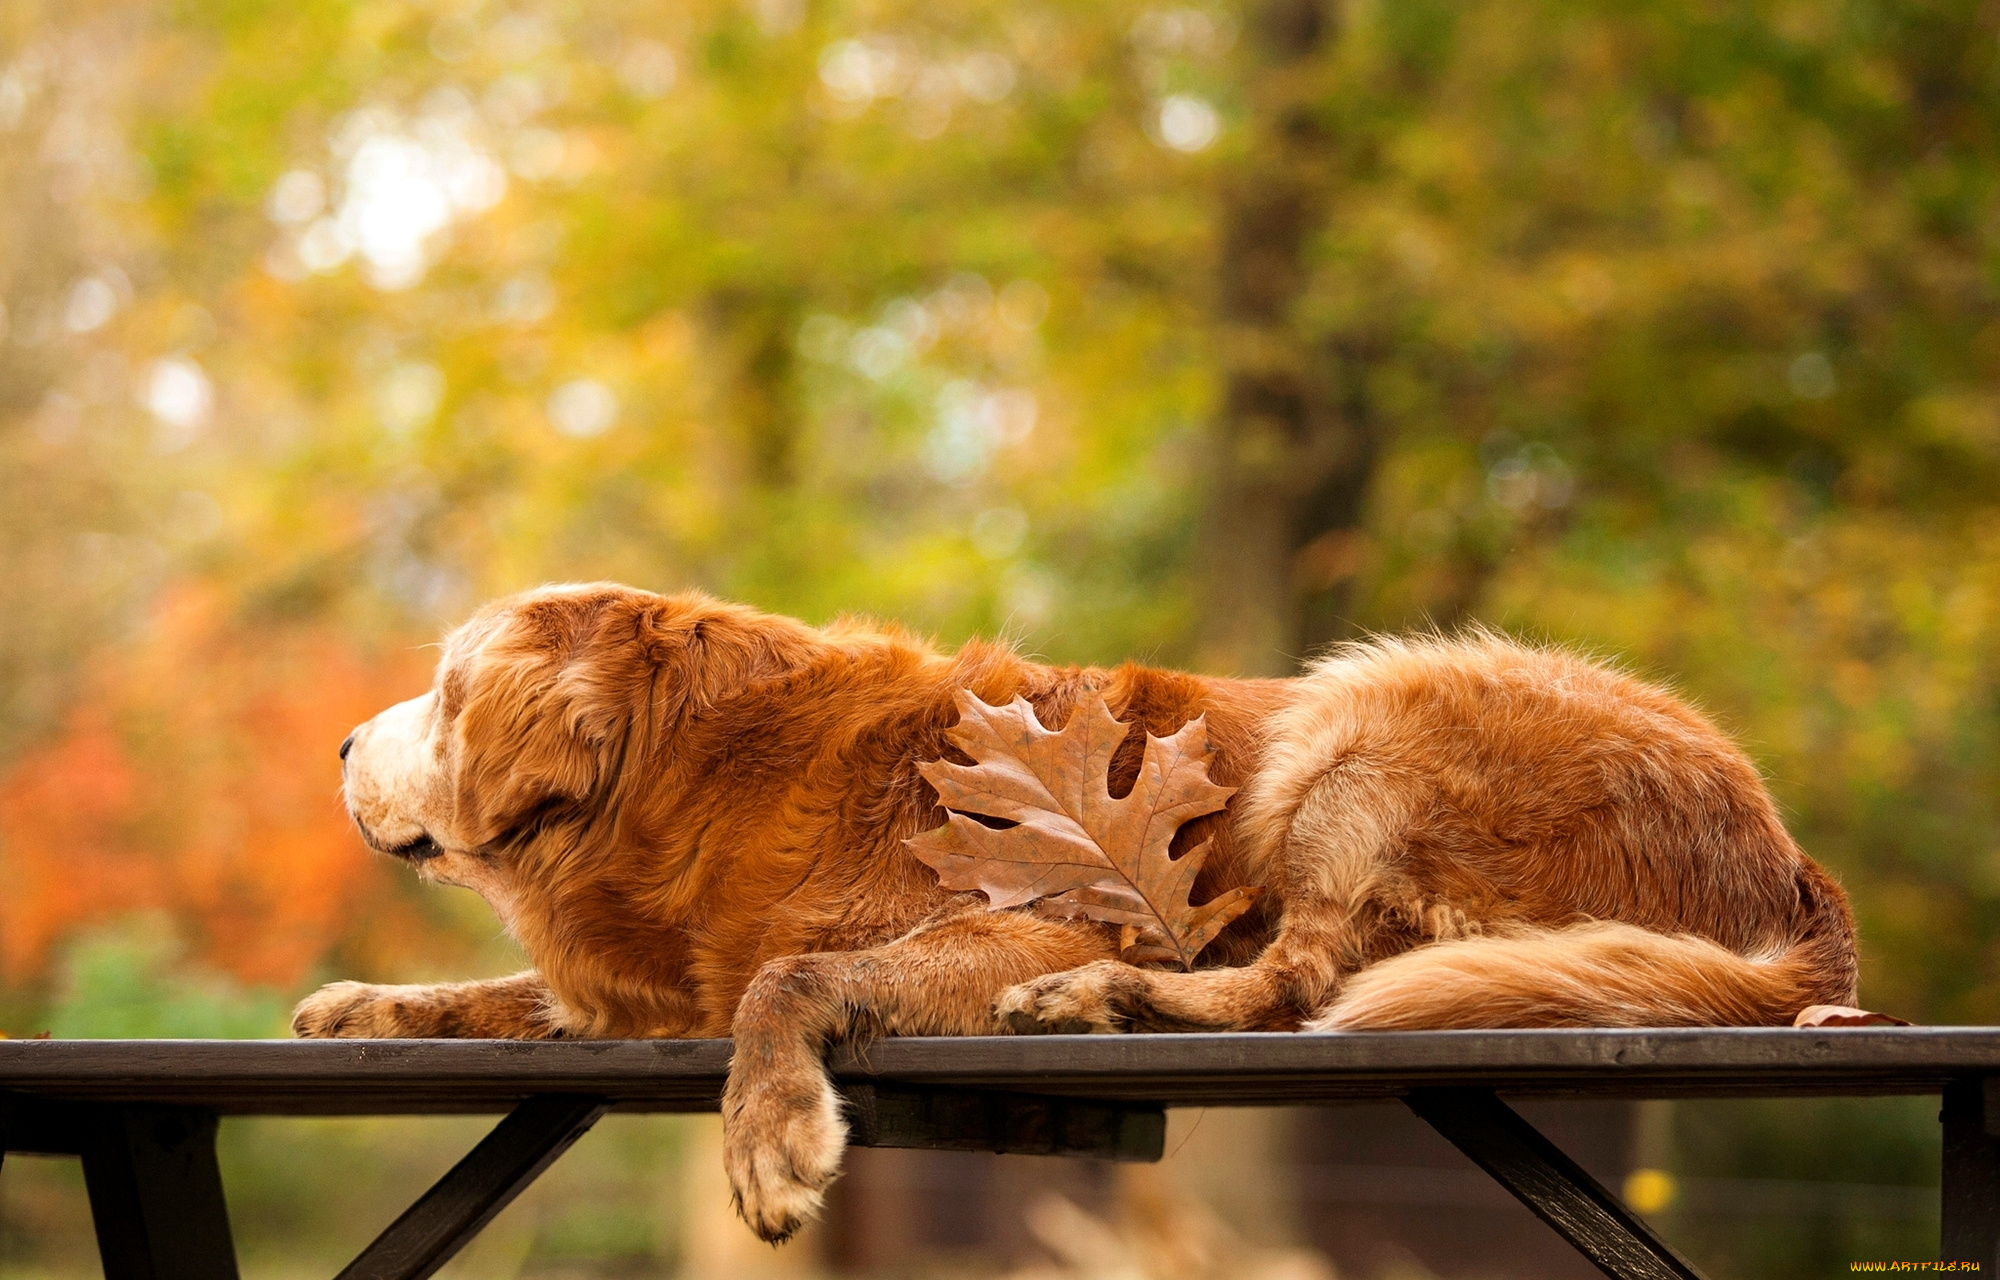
[295,582,1858,1242]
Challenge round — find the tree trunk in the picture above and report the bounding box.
[1195,0,1379,676]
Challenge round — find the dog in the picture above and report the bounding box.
[296,582,1858,1242]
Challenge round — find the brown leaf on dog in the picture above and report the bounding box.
[908,689,1258,970]
[1793,1004,1912,1028]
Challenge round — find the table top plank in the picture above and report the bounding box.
[5,1029,2000,1115]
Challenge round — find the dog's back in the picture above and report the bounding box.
[1230,632,1858,1029]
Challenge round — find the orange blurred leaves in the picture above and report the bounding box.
[0,585,434,988]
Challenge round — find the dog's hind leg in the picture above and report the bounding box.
[722,902,1115,1244]
[996,755,1429,1034]
[993,905,1375,1033]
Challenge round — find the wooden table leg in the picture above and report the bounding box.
[77,1105,241,1280]
[1941,1077,2000,1266]
[335,1094,609,1280]
[1404,1088,1705,1280]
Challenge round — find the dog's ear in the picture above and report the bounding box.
[637,600,815,731]
[449,596,647,847]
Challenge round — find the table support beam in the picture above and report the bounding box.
[841,1082,1165,1161]
[78,1105,240,1280]
[0,1093,91,1155]
[4,1094,241,1279]
[335,1093,609,1280]
[1404,1087,1704,1280]
[1941,1076,2000,1267]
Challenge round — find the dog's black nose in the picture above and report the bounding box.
[339,733,355,761]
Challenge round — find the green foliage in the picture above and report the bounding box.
[1663,1097,1941,1277]
[44,916,289,1039]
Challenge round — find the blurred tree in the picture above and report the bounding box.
[1197,0,1377,674]
[0,0,1997,1030]
[0,12,167,760]
[0,6,1997,1273]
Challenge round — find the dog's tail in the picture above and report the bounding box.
[1309,877,1859,1031]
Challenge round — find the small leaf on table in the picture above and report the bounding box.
[1793,1004,1912,1028]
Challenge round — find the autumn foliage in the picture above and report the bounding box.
[0,586,433,989]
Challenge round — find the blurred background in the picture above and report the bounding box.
[0,0,1995,1274]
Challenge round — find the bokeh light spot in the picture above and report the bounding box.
[143,357,214,451]
[1156,93,1219,152]
[547,378,618,437]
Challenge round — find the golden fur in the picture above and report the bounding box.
[296,583,1858,1241]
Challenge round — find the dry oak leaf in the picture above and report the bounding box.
[1793,1004,1912,1028]
[907,689,1261,970]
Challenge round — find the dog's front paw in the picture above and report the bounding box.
[995,961,1139,1035]
[291,981,420,1038]
[722,1061,846,1243]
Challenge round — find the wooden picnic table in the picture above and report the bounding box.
[5,1027,1999,1280]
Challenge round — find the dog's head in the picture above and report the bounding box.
[340,583,812,884]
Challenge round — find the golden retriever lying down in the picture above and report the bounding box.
[297,583,1857,1241]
